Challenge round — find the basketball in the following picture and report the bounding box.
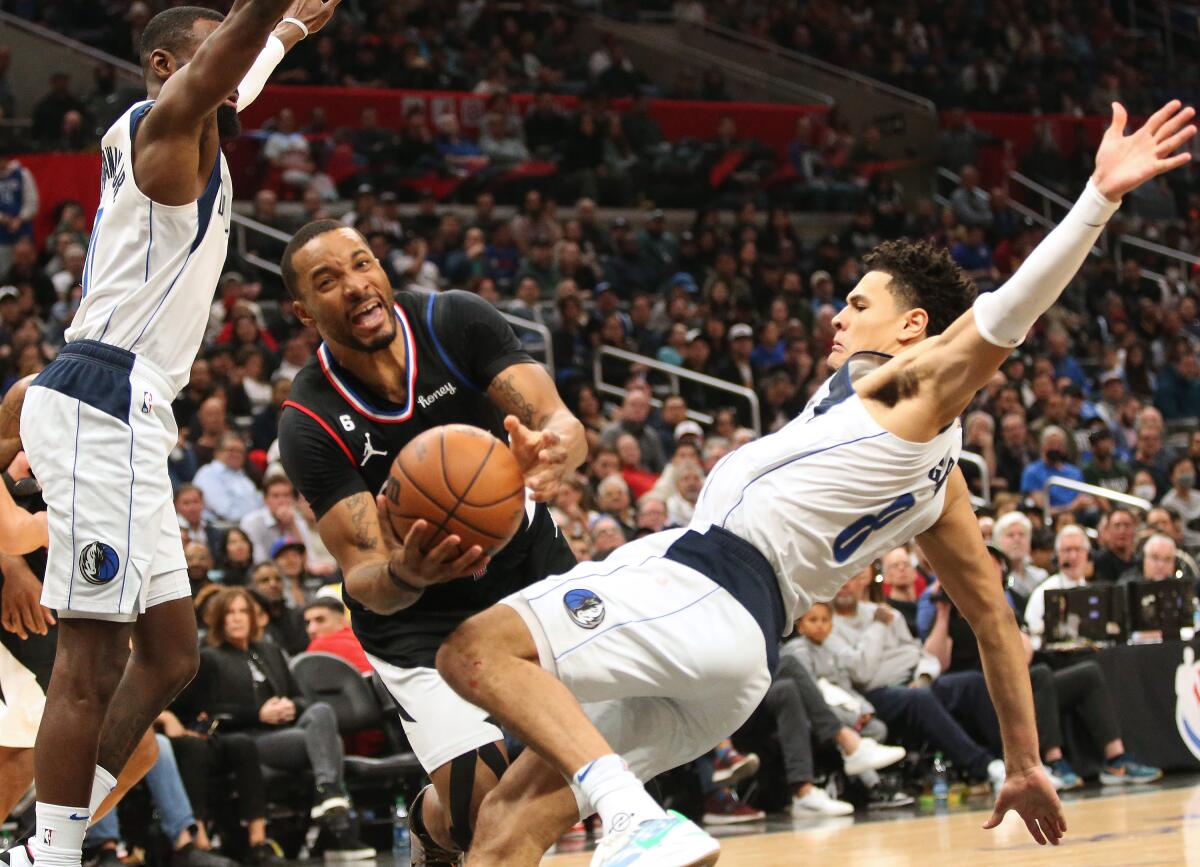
[381,424,526,556]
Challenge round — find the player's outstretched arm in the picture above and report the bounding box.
[917,469,1064,845]
[235,0,342,113]
[0,480,47,555]
[488,363,587,502]
[879,101,1196,441]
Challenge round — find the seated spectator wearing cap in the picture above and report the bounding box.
[1020,426,1087,514]
[270,536,313,609]
[193,433,262,525]
[1082,427,1133,495]
[1092,507,1138,583]
[1160,457,1200,552]
[1119,534,1182,583]
[726,322,757,390]
[249,564,308,655]
[240,476,314,566]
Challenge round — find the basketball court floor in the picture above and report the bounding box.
[540,776,1200,866]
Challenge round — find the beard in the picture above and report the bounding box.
[217,104,241,141]
[331,313,398,354]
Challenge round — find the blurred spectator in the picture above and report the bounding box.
[31,71,87,147]
[1119,534,1180,583]
[992,511,1047,608]
[600,390,666,472]
[193,433,261,524]
[880,547,922,637]
[1024,526,1091,640]
[1020,426,1086,513]
[304,597,369,672]
[175,483,223,554]
[0,161,38,275]
[667,460,704,527]
[949,166,992,228]
[590,514,626,560]
[240,476,314,565]
[249,562,307,654]
[1160,458,1200,551]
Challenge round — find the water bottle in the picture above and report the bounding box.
[932,753,949,807]
[393,795,411,858]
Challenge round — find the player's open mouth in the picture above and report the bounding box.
[350,300,385,329]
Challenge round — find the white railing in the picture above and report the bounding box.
[594,345,761,434]
[1042,475,1153,526]
[958,450,991,509]
[499,312,555,380]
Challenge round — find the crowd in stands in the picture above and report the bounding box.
[0,0,1197,858]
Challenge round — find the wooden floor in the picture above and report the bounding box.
[541,782,1200,866]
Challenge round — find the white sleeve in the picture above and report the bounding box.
[236,35,287,113]
[972,181,1120,348]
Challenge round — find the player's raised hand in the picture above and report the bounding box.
[504,415,571,502]
[282,0,342,36]
[1091,100,1196,201]
[375,496,490,589]
[983,765,1066,846]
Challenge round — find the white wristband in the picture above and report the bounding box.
[236,34,286,113]
[280,16,309,38]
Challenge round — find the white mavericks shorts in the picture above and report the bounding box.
[501,524,784,808]
[22,340,189,622]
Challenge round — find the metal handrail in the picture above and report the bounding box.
[687,18,935,114]
[1115,233,1200,268]
[1042,475,1153,526]
[593,345,761,435]
[958,450,991,509]
[587,14,833,107]
[0,10,141,78]
[935,167,1051,229]
[499,312,555,380]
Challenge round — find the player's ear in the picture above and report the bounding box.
[899,306,929,344]
[291,298,315,329]
[146,48,177,83]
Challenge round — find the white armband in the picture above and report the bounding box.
[236,34,286,113]
[972,180,1120,348]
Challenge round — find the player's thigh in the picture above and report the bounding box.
[24,385,173,620]
[366,655,503,774]
[501,530,771,705]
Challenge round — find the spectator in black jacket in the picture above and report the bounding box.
[193,588,372,857]
[249,562,308,655]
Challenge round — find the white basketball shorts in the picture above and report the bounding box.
[501,524,785,811]
[22,340,189,622]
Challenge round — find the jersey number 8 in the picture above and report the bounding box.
[832,493,916,563]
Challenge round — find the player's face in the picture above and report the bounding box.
[293,229,398,353]
[828,271,920,369]
[798,606,832,644]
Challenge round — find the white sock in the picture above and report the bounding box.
[86,766,117,824]
[33,802,89,866]
[571,754,666,834]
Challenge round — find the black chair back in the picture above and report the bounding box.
[289,651,380,735]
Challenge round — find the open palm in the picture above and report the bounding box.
[1091,100,1196,201]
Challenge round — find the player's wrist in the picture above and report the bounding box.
[386,558,426,595]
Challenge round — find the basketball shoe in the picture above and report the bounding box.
[589,811,719,867]
[0,838,35,867]
[408,785,462,866]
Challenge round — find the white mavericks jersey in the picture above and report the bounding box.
[690,351,962,626]
[68,99,232,398]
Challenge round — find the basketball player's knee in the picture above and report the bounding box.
[436,620,490,699]
[161,639,200,695]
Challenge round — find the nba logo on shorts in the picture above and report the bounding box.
[563,588,605,629]
[79,541,120,585]
[141,391,153,414]
[1176,646,1200,761]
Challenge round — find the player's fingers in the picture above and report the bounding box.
[982,800,1005,830]
[5,610,26,640]
[425,533,463,565]
[402,520,431,563]
[1158,151,1193,173]
[1154,105,1195,142]
[24,600,46,635]
[1024,815,1047,845]
[1045,815,1062,846]
[1156,125,1197,156]
[448,547,488,576]
[1144,99,1181,135]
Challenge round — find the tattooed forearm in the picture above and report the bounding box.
[345,492,380,552]
[490,372,543,428]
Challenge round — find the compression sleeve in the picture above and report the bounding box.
[278,404,368,520]
[972,180,1120,348]
[236,35,286,113]
[429,290,534,389]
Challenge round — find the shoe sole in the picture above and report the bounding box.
[312,798,351,819]
[702,813,766,825]
[1099,772,1163,785]
[868,798,914,810]
[323,850,377,862]
[711,754,761,786]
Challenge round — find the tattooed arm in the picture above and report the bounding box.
[316,491,489,615]
[488,363,587,502]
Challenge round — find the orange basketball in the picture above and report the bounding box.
[381,424,526,557]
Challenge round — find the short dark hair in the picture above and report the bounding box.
[281,219,348,299]
[304,597,346,617]
[862,239,978,337]
[140,6,223,70]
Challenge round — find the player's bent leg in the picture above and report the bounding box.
[95,596,199,786]
[437,604,613,780]
[416,740,508,859]
[465,748,582,867]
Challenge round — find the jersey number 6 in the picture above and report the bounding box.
[832,493,916,563]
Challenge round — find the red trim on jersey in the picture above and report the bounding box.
[316,304,418,424]
[282,400,355,465]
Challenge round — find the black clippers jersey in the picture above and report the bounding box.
[279,290,575,668]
